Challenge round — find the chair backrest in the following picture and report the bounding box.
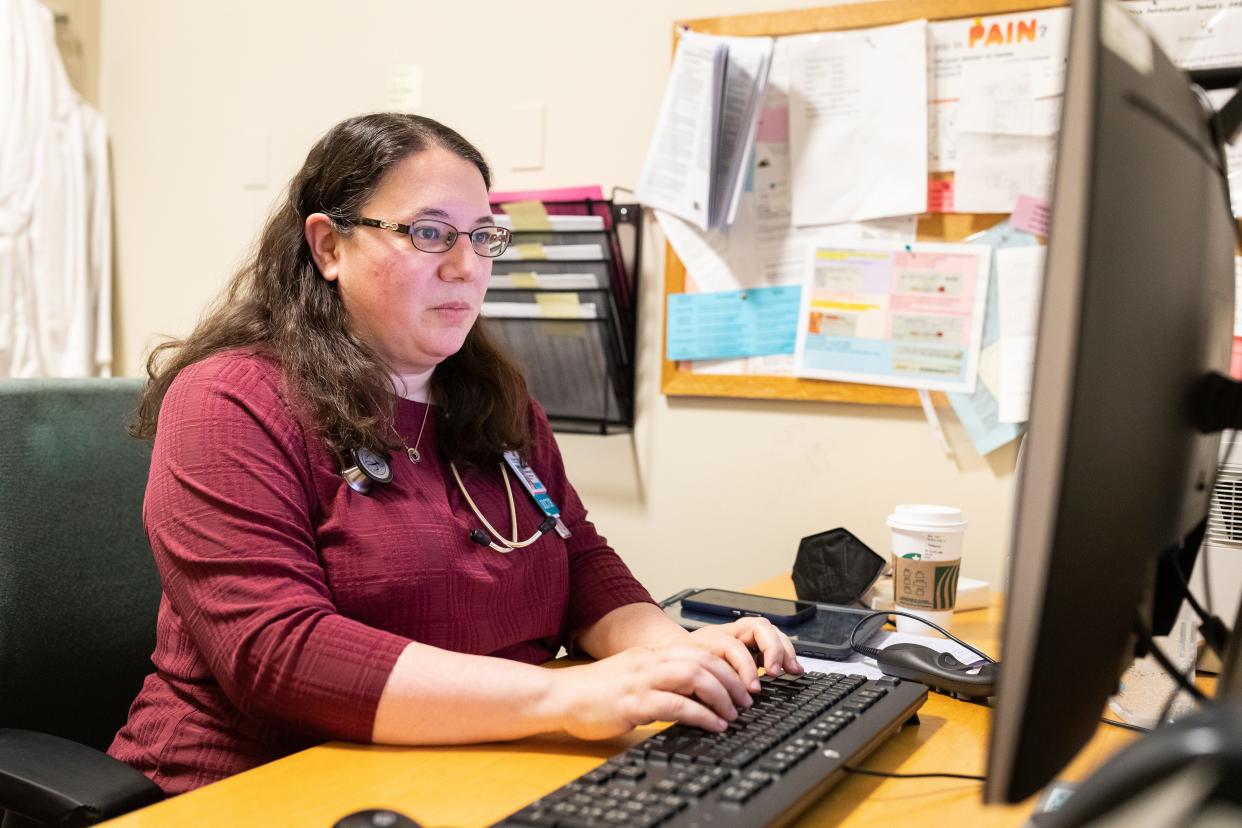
[0,379,161,752]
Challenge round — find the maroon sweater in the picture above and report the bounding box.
[107,350,653,794]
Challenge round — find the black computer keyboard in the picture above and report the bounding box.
[493,670,928,827]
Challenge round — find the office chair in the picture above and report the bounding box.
[0,379,164,827]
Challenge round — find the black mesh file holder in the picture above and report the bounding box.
[485,196,641,434]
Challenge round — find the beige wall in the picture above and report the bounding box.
[96,0,1018,600]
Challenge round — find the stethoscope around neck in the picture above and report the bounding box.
[340,446,561,553]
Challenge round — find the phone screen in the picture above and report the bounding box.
[685,589,815,618]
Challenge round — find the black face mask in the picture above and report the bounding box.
[792,527,886,607]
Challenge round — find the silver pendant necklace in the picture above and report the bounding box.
[405,401,432,464]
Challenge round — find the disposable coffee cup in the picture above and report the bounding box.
[887,505,967,636]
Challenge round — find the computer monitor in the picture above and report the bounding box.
[984,0,1238,805]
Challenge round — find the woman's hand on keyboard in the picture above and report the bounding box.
[687,617,804,691]
[550,645,754,740]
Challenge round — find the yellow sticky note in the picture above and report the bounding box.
[535,293,582,319]
[509,272,539,288]
[811,299,880,312]
[501,200,553,231]
[515,242,547,260]
[543,322,587,337]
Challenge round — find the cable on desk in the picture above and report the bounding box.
[842,765,987,782]
[847,609,997,664]
[1098,717,1151,734]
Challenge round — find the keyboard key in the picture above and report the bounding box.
[615,765,647,782]
[506,806,560,826]
[757,758,785,774]
[661,795,687,812]
[581,767,614,785]
[722,748,760,769]
[682,781,711,798]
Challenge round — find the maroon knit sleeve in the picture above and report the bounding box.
[144,354,409,742]
[526,401,656,642]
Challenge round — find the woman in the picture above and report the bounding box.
[108,112,802,795]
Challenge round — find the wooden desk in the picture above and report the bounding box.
[100,578,1142,827]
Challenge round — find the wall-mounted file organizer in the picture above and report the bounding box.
[485,196,642,434]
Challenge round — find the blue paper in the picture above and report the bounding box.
[667,285,802,361]
[947,221,1038,455]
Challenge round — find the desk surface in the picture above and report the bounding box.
[100,576,1142,827]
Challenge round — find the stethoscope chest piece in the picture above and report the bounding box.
[342,447,393,495]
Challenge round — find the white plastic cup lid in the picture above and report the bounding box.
[886,504,967,533]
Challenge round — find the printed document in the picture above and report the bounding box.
[712,34,775,226]
[794,240,991,393]
[953,133,1056,214]
[927,8,1069,172]
[995,245,1046,423]
[787,20,929,225]
[634,33,725,230]
[946,221,1040,455]
[635,31,773,230]
[1121,1,1242,69]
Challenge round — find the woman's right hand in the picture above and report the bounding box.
[548,645,756,741]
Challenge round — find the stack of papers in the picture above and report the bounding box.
[636,30,774,231]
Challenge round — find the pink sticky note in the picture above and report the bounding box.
[1011,195,1051,237]
[489,185,605,205]
[756,105,789,144]
[928,178,954,214]
[1232,337,1242,380]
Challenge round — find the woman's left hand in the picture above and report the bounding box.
[686,617,804,693]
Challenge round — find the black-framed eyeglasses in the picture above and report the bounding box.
[356,217,512,258]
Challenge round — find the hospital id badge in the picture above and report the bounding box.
[503,451,571,538]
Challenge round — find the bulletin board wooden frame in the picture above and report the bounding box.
[660,0,1068,406]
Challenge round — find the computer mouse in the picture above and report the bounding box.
[332,809,422,828]
[875,642,998,698]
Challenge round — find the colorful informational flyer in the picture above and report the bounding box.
[666,285,802,361]
[793,240,991,393]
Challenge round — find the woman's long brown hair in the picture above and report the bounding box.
[130,113,529,466]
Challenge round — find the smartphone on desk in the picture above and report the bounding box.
[662,589,885,659]
[681,588,816,626]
